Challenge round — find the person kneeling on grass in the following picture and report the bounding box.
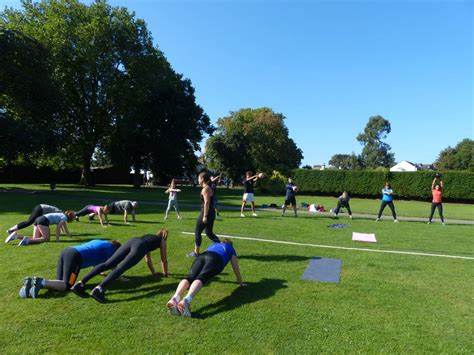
[6,204,62,240]
[167,239,246,318]
[19,239,121,298]
[6,211,75,246]
[70,229,169,303]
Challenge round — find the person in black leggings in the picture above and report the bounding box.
[6,204,62,237]
[70,229,169,303]
[187,172,220,257]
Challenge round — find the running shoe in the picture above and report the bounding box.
[178,299,191,317]
[5,231,18,243]
[166,297,180,316]
[19,277,32,298]
[394,219,399,223]
[186,251,198,258]
[177,216,182,220]
[349,215,353,220]
[252,213,258,217]
[75,216,80,222]
[375,218,380,222]
[90,287,106,304]
[18,237,29,246]
[30,277,44,299]
[70,282,88,298]
[240,213,245,218]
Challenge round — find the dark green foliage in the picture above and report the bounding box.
[435,139,474,171]
[292,169,474,201]
[357,115,395,168]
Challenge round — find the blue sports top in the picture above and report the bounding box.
[382,188,393,202]
[72,240,115,268]
[207,242,237,266]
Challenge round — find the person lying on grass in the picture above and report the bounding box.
[70,229,169,303]
[167,238,246,318]
[19,239,122,298]
[6,211,75,246]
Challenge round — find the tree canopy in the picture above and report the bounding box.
[435,138,474,171]
[0,0,211,185]
[205,107,303,181]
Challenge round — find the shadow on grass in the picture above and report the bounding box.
[192,278,288,319]
[239,254,308,262]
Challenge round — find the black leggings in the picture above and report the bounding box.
[186,252,224,284]
[16,205,43,230]
[429,203,444,222]
[57,247,82,289]
[80,238,149,290]
[378,201,397,219]
[194,210,220,247]
[334,200,352,216]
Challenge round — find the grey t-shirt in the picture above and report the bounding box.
[45,213,67,225]
[40,204,62,214]
[110,200,133,213]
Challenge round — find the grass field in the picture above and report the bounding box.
[0,184,473,353]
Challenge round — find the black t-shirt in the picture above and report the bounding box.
[243,179,254,193]
[140,234,162,252]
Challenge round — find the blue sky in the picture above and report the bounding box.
[3,0,473,166]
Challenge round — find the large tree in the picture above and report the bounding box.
[357,115,395,169]
[2,0,201,185]
[205,107,303,181]
[0,28,60,166]
[435,138,474,171]
[328,153,362,170]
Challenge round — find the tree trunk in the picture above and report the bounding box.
[133,170,141,189]
[79,153,94,186]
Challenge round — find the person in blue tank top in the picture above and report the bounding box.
[376,182,399,222]
[18,239,121,299]
[167,239,245,318]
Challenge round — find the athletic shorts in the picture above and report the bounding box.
[186,251,224,284]
[242,193,255,202]
[34,216,50,227]
[57,247,82,289]
[284,196,296,206]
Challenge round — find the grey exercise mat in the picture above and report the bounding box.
[302,257,342,283]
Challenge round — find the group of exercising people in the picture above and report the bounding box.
[13,172,245,318]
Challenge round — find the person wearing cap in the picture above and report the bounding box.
[106,200,138,223]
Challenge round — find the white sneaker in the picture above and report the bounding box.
[252,213,258,217]
[375,218,380,221]
[240,213,245,218]
[349,215,353,220]
[178,299,191,317]
[18,237,30,246]
[167,297,180,316]
[394,219,399,223]
[177,216,182,220]
[330,209,334,213]
[427,221,431,224]
[5,231,18,243]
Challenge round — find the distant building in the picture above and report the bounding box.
[390,161,435,172]
[312,164,326,170]
[390,161,417,172]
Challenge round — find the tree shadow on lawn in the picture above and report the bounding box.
[239,254,308,262]
[192,278,288,319]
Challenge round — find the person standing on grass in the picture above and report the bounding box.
[187,172,220,257]
[211,174,222,218]
[106,200,139,223]
[167,239,246,318]
[282,177,298,217]
[376,183,398,222]
[6,211,76,246]
[428,175,445,225]
[6,204,62,241]
[74,204,110,226]
[164,179,182,220]
[19,239,121,298]
[331,191,353,219]
[70,229,169,303]
[240,171,262,217]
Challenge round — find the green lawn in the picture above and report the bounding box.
[0,184,473,353]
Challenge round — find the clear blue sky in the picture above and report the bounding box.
[3,0,473,166]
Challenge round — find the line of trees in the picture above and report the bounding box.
[0,0,213,186]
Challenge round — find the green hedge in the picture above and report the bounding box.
[291,170,474,202]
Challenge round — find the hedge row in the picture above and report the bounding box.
[290,170,474,202]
